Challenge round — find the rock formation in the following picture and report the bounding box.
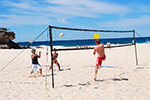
[0,28,22,49]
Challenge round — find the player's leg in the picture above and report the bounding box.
[49,65,52,70]
[37,64,42,76]
[30,64,35,74]
[55,61,61,71]
[39,69,42,76]
[94,66,99,81]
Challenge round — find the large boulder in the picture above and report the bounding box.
[0,28,15,44]
[7,40,22,49]
[0,28,22,49]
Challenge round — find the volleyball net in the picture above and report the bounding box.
[49,25,136,50]
[49,25,138,88]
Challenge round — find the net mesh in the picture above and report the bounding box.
[51,26,134,49]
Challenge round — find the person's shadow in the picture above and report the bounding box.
[96,78,129,82]
[42,74,57,77]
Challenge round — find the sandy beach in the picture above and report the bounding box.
[0,43,150,100]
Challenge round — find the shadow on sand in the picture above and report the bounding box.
[96,78,129,82]
[60,78,128,88]
[42,74,57,77]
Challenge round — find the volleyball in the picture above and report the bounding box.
[60,33,64,37]
[29,40,33,44]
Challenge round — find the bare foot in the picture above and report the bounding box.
[30,71,33,74]
[49,68,51,71]
[94,77,96,81]
[40,74,42,77]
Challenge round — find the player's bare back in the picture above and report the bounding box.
[94,44,105,56]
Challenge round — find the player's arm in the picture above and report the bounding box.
[37,51,41,58]
[93,47,96,55]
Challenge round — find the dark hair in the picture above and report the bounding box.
[95,40,100,44]
[53,48,57,52]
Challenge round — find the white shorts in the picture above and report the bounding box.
[31,64,42,72]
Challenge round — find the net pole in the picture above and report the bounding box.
[133,30,138,65]
[49,25,54,88]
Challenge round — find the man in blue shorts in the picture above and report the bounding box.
[30,49,42,76]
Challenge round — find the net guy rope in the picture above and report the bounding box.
[49,25,138,88]
[0,27,49,72]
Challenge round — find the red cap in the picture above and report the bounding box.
[95,40,100,44]
[94,40,97,43]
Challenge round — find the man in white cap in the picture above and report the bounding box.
[30,49,42,76]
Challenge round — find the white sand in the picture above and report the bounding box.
[0,43,150,100]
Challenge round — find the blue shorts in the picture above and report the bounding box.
[31,64,42,72]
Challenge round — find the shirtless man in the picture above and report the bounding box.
[49,50,61,71]
[93,40,106,81]
[30,49,42,76]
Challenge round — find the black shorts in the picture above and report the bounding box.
[54,60,57,63]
